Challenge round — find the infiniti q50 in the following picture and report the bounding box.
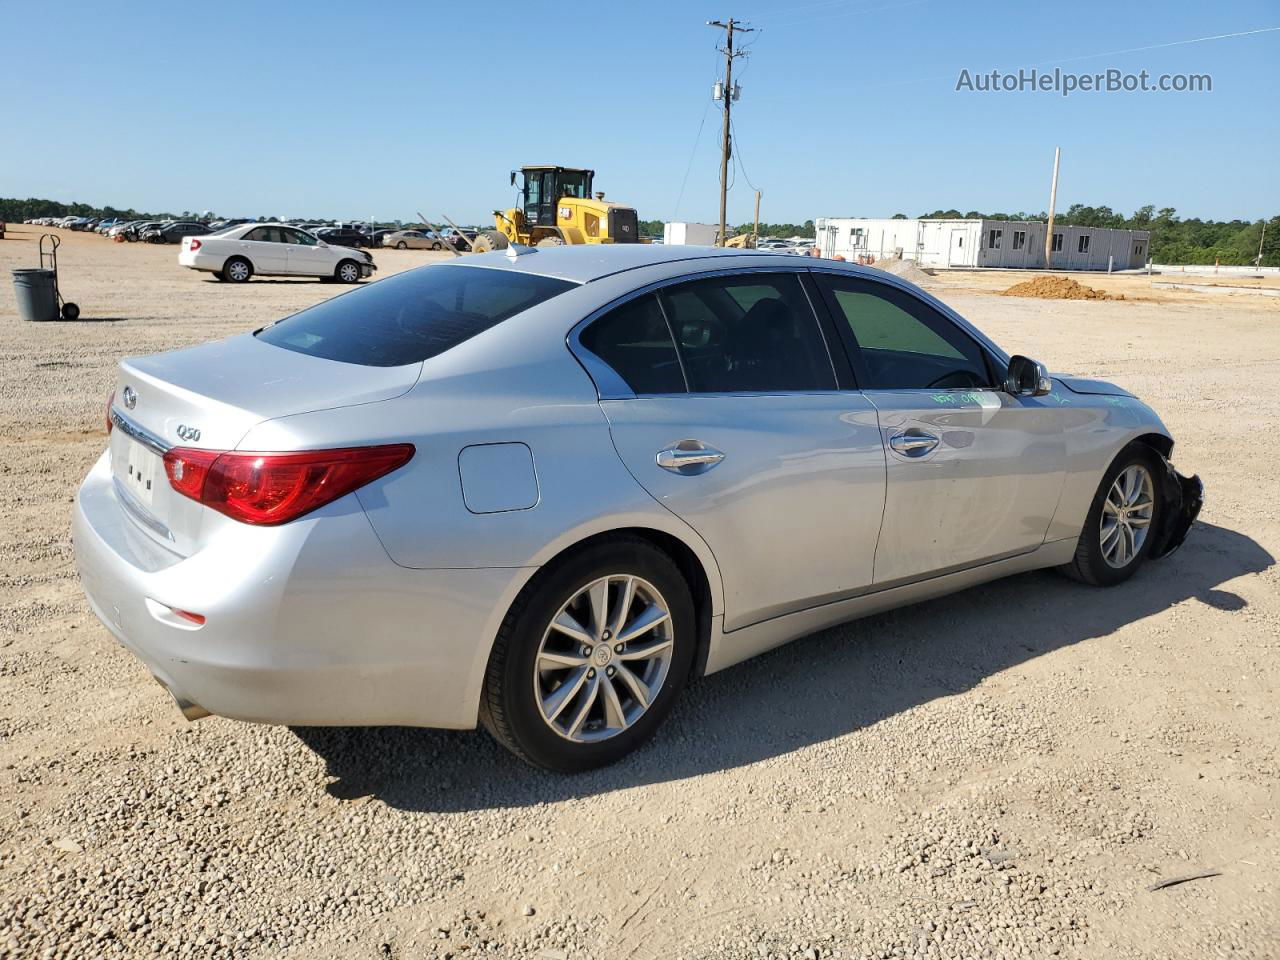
[73,245,1201,770]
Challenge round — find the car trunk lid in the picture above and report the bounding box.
[109,333,420,555]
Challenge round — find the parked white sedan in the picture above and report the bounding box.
[178,223,375,283]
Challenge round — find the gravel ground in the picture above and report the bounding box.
[1,226,1277,960]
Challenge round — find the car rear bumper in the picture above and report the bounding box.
[72,451,528,729]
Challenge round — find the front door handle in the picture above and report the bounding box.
[656,440,725,474]
[889,431,939,457]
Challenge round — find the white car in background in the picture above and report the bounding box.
[178,223,375,283]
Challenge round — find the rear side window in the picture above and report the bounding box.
[659,273,834,393]
[256,265,576,367]
[579,295,684,394]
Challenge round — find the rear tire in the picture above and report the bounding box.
[536,236,565,248]
[395,240,408,249]
[336,259,361,284]
[223,257,252,283]
[1060,442,1162,587]
[480,537,695,772]
[472,230,509,253]
[60,302,80,321]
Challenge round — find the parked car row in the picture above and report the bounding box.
[22,215,478,250]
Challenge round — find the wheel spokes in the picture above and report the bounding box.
[618,603,670,644]
[565,674,601,739]
[535,574,674,743]
[542,666,590,723]
[550,609,593,646]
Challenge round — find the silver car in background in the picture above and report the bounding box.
[73,246,1202,771]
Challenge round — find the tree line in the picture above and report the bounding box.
[8,198,1277,266]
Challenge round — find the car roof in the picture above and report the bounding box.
[447,244,794,284]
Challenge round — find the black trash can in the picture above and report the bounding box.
[12,268,59,322]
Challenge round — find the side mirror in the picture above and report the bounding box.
[316,240,329,248]
[1004,355,1052,397]
[510,170,518,186]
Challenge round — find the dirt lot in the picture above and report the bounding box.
[1,226,1277,960]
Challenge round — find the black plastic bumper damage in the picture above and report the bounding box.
[1149,457,1204,560]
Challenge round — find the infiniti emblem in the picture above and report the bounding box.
[122,386,137,409]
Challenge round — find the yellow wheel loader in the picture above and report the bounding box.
[471,165,642,252]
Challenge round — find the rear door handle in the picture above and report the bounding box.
[889,431,939,456]
[656,440,725,474]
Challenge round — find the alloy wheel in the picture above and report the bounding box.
[1100,464,1154,568]
[533,575,674,743]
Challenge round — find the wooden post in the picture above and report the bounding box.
[753,190,761,248]
[1044,146,1060,269]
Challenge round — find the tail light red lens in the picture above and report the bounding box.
[106,390,115,434]
[162,444,414,526]
[190,238,202,251]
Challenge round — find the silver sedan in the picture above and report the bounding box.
[73,246,1202,771]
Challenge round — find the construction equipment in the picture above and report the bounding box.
[472,165,641,252]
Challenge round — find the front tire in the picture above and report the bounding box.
[480,538,695,772]
[336,260,361,283]
[1061,443,1162,586]
[223,257,252,283]
[395,240,408,249]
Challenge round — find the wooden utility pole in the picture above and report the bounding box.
[708,18,752,246]
[1044,146,1060,268]
[753,189,761,247]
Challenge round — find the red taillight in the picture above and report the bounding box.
[189,238,202,251]
[162,444,414,526]
[106,389,115,434]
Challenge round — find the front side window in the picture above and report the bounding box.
[284,229,317,246]
[579,295,684,394]
[659,273,834,393]
[257,265,576,367]
[817,275,993,391]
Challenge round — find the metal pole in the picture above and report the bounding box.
[417,211,462,257]
[708,19,752,247]
[1044,146,1060,269]
[718,20,734,246]
[440,213,477,252]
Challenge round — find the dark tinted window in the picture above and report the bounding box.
[659,273,834,393]
[580,295,684,394]
[817,275,992,390]
[256,265,576,367]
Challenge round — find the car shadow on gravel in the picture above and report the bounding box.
[294,521,1272,811]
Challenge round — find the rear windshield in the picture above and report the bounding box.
[255,265,577,367]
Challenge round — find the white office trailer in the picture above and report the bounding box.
[663,222,720,246]
[814,218,1151,271]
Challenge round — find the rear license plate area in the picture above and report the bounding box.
[121,438,159,507]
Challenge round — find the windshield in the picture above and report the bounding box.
[255,265,577,367]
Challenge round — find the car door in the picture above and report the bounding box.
[240,226,288,274]
[812,271,1067,585]
[281,228,333,277]
[580,269,886,632]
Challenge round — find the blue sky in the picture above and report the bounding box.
[6,0,1277,224]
